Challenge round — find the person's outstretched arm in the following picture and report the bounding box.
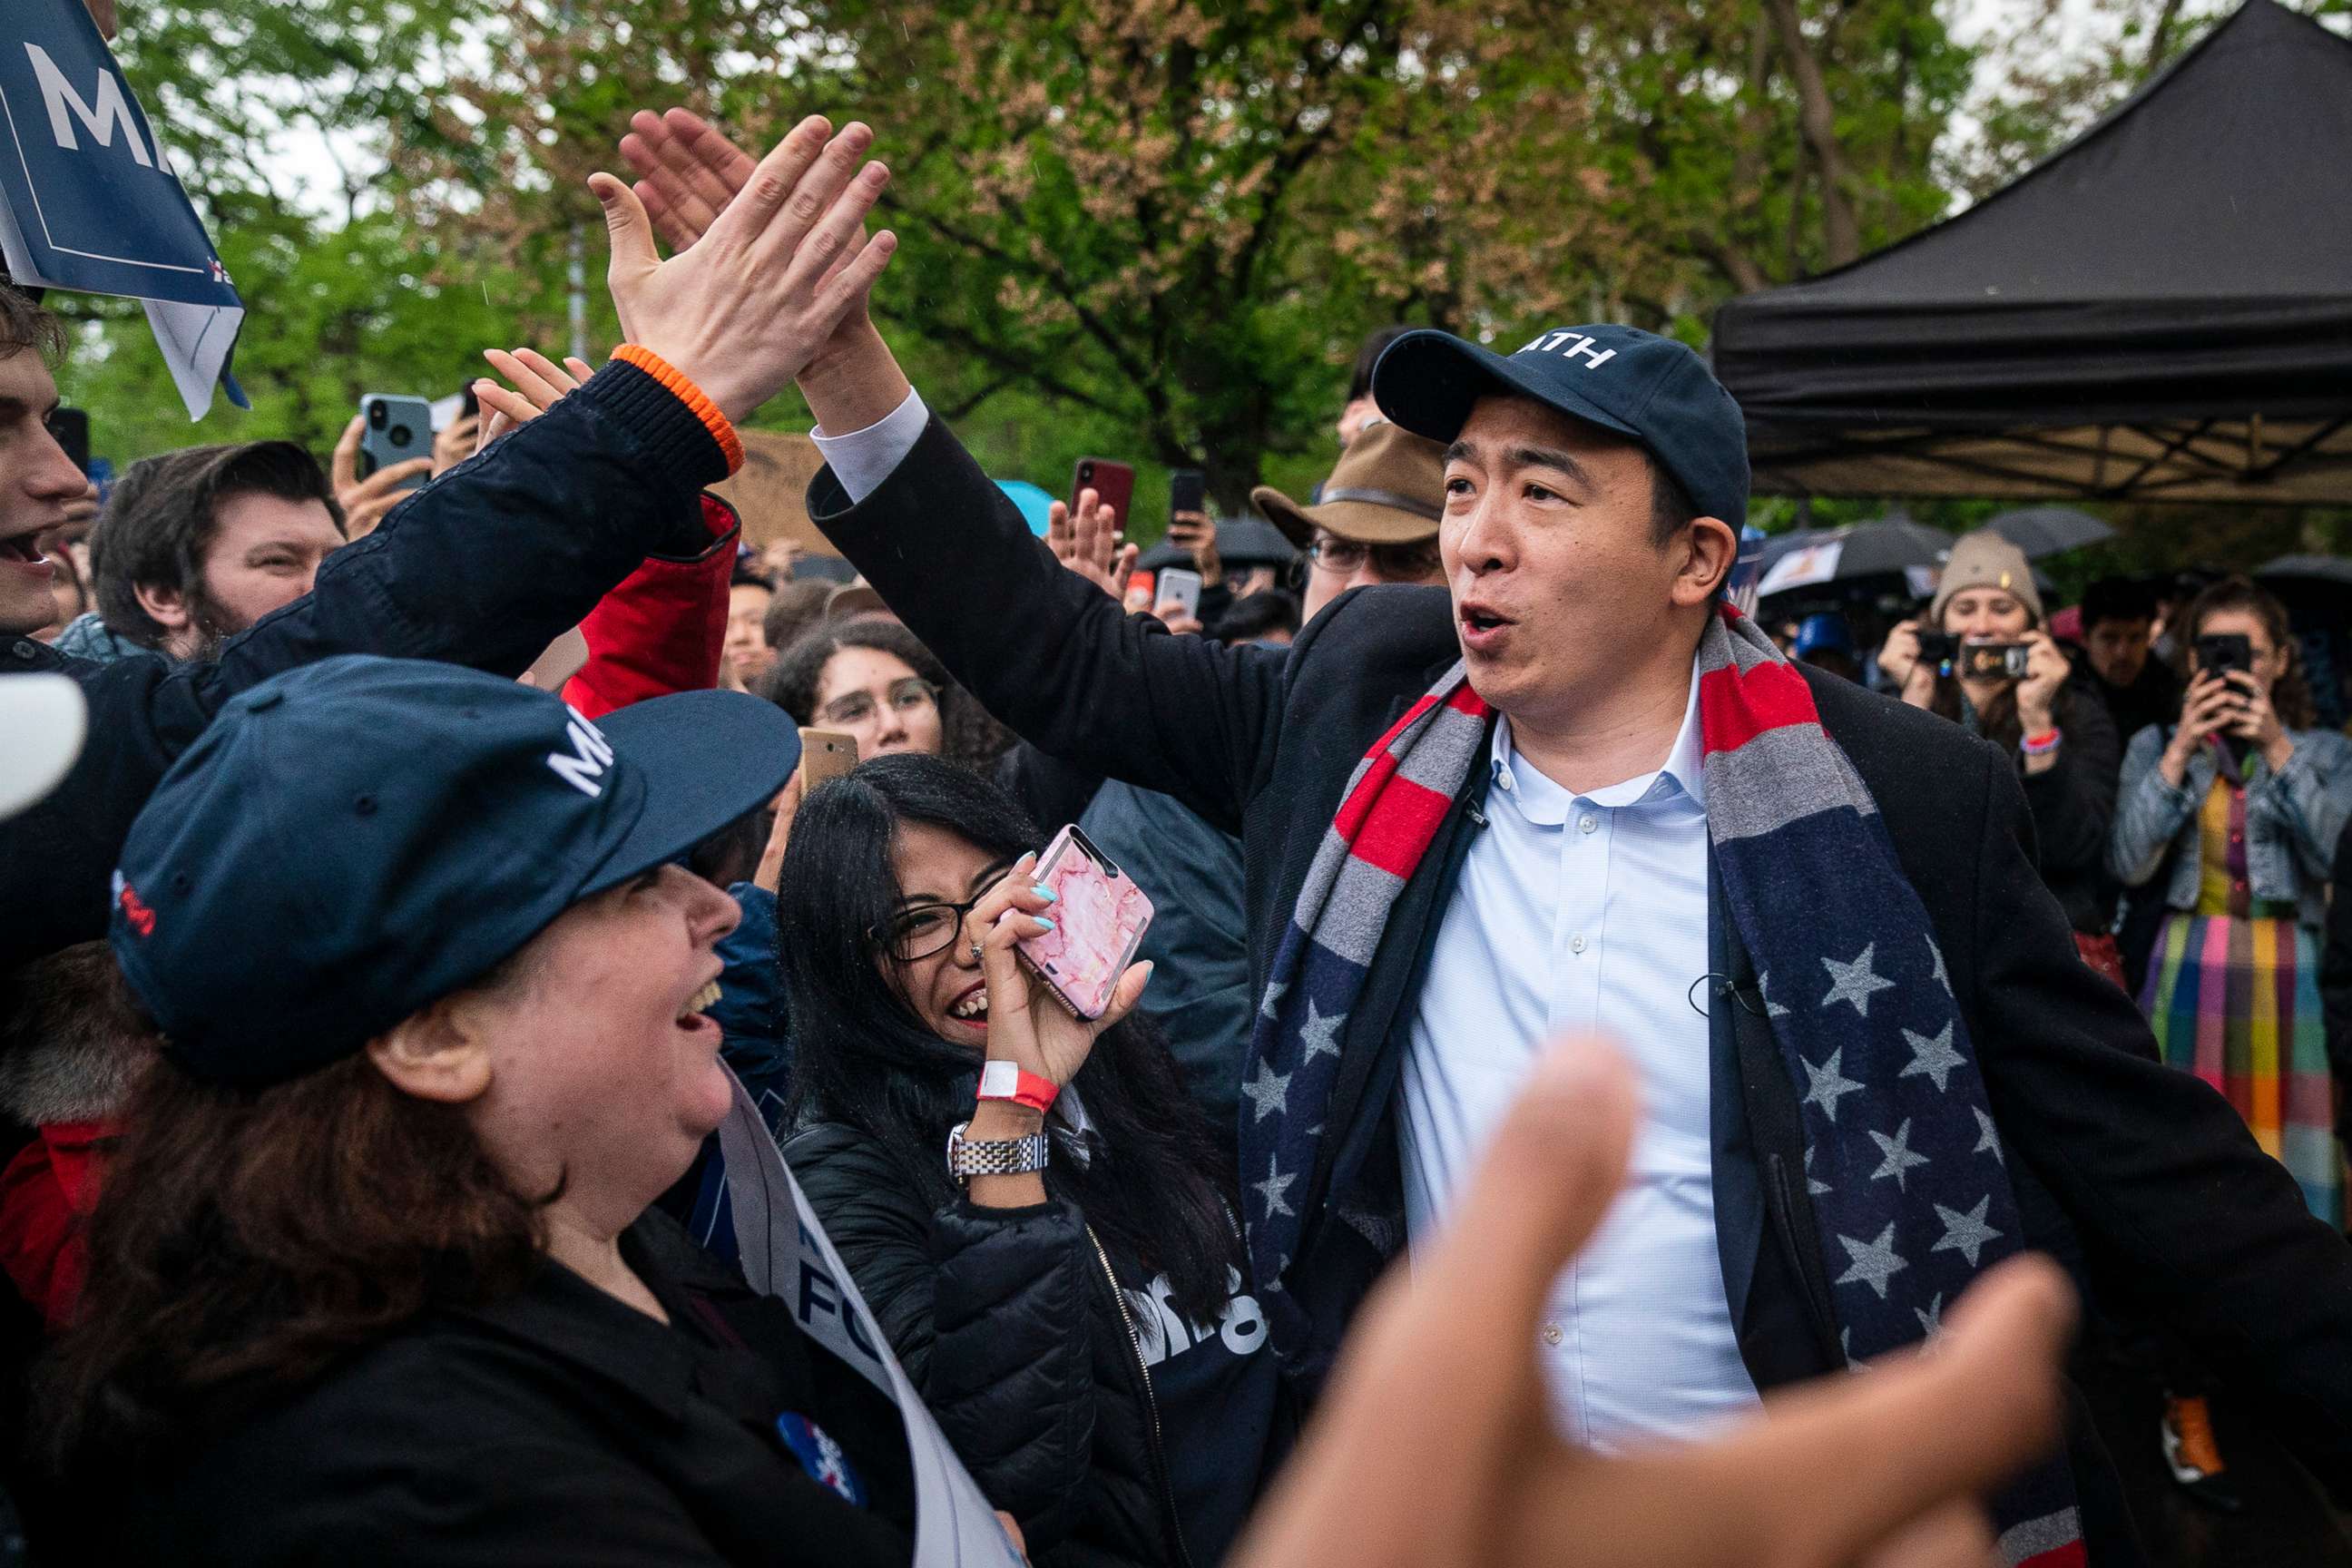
[620,108,1285,832]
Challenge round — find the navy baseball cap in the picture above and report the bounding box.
[1370,324,1749,530]
[108,656,801,1087]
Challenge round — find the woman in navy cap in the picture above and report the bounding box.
[32,655,924,1565]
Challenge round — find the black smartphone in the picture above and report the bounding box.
[1169,468,1207,519]
[1959,642,2033,681]
[47,407,89,473]
[1915,631,1959,671]
[2195,632,2253,680]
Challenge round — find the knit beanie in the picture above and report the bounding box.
[1931,531,2043,626]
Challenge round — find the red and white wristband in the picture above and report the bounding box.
[977,1058,1059,1116]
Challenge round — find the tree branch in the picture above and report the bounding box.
[1764,0,1861,267]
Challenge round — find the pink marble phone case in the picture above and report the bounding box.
[1015,827,1155,1020]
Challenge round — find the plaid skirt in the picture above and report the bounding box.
[2142,913,2342,1226]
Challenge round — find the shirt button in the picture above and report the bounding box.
[1497,772,1514,794]
[1542,1322,1564,1347]
[1570,934,1588,955]
[8,642,33,661]
[1578,814,1597,834]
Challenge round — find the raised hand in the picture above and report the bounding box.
[1046,486,1137,603]
[329,416,433,541]
[1232,1034,2075,1568]
[619,108,756,254]
[589,116,896,422]
[472,348,600,455]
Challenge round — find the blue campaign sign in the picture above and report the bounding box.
[0,0,238,311]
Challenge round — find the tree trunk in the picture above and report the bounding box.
[1765,0,1862,269]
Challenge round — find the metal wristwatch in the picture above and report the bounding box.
[946,1121,1050,1187]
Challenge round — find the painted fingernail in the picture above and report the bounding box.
[1031,916,1055,932]
[1031,884,1057,904]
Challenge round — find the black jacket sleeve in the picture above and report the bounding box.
[1964,744,2352,1489]
[2018,679,2121,880]
[808,415,1284,837]
[785,1130,1100,1550]
[2,362,730,967]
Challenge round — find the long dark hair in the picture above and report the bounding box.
[2181,575,2315,730]
[38,1043,545,1474]
[760,619,1016,768]
[776,754,1240,1320]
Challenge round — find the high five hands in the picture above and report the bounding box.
[587,113,896,424]
[1232,1034,2076,1568]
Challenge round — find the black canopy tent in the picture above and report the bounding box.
[1710,0,2352,505]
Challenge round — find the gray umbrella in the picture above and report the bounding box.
[2255,554,2352,589]
[1982,505,2115,559]
[1138,514,1300,572]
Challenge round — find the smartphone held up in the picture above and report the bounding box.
[1015,825,1154,1022]
[357,394,435,494]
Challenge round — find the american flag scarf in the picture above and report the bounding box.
[1240,603,2082,1567]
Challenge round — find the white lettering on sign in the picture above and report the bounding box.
[545,709,616,798]
[24,44,158,169]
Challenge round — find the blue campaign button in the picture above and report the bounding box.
[774,1411,867,1509]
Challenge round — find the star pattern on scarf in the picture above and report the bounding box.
[1805,1144,1831,1196]
[1241,1059,1292,1123]
[1253,1154,1297,1220]
[1756,970,1791,1018]
[1819,942,1896,1017]
[1973,1105,2004,1164]
[1925,934,1951,995]
[1298,1000,1346,1063]
[1259,979,1289,1022]
[1898,1022,1965,1093]
[1931,1194,2003,1267]
[1915,1292,1945,1339]
[1835,1222,1908,1299]
[1867,1118,1931,1191]
[1800,1047,1864,1122]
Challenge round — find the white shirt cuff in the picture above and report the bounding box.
[811,387,928,506]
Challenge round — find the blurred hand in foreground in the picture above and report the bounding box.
[1230,1034,2075,1568]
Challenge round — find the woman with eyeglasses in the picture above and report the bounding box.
[764,618,1097,833]
[775,754,1284,1568]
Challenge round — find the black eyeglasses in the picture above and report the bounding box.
[820,677,939,728]
[1307,534,1442,581]
[870,863,1014,962]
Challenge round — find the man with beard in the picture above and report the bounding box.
[71,442,345,663]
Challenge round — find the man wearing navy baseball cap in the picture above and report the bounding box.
[749,270,2352,1553]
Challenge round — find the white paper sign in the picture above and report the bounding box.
[718,1073,1024,1567]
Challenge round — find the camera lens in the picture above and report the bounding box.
[389,425,413,449]
[368,402,386,428]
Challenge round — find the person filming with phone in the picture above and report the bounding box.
[2110,575,2352,1228]
[1877,531,2123,983]
[774,755,1278,1568]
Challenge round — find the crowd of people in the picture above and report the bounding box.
[1,86,2348,1568]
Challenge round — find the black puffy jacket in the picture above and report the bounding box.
[781,1120,1185,1568]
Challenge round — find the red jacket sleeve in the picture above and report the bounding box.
[563,493,741,720]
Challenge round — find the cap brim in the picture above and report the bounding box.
[1371,329,1644,448]
[580,689,802,894]
[0,673,87,823]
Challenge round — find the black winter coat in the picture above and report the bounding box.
[783,1120,1183,1568]
[51,1211,915,1567]
[0,360,732,969]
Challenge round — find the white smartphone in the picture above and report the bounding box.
[1155,567,1203,622]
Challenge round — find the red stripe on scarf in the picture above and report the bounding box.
[2016,1544,2088,1568]
[1698,659,1818,756]
[1348,776,1455,878]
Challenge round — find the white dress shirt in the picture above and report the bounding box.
[1398,666,1760,1450]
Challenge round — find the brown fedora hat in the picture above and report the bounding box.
[1251,421,1446,549]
